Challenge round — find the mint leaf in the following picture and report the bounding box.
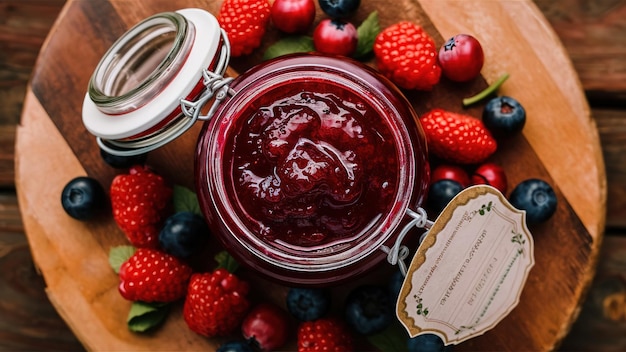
[127,301,169,333]
[354,11,381,59]
[263,36,315,61]
[173,185,201,215]
[109,245,136,273]
[367,322,409,352]
[214,250,240,273]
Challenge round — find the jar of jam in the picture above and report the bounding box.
[82,9,431,286]
[197,53,430,286]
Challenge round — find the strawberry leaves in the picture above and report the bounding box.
[215,250,240,273]
[109,245,136,274]
[263,36,315,60]
[354,11,381,59]
[127,302,170,333]
[172,185,202,215]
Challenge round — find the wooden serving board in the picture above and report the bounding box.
[15,0,606,350]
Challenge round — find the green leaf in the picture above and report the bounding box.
[354,11,381,59]
[263,36,315,61]
[109,245,136,273]
[173,185,201,215]
[127,301,170,333]
[214,250,240,273]
[367,322,408,352]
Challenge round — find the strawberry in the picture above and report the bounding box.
[110,165,172,248]
[297,318,354,352]
[183,268,250,337]
[118,248,193,303]
[420,108,497,164]
[218,0,271,57]
[373,21,441,90]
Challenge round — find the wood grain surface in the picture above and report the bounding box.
[1,0,625,351]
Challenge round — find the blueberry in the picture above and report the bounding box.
[216,340,254,352]
[61,176,106,220]
[318,0,360,18]
[100,148,148,169]
[482,96,526,137]
[344,285,394,335]
[427,179,463,215]
[286,287,331,321]
[159,212,209,259]
[388,269,405,300]
[407,334,452,352]
[509,178,557,224]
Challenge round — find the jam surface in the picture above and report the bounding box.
[226,82,400,248]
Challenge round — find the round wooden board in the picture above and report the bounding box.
[15,0,606,350]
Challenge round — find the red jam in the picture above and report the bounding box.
[196,54,429,286]
[230,86,399,247]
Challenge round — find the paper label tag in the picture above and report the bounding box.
[397,185,534,345]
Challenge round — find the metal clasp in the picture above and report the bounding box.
[380,207,434,276]
[180,28,236,122]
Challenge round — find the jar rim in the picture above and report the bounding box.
[88,12,189,109]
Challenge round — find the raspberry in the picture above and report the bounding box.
[218,0,271,57]
[110,165,173,248]
[118,248,193,303]
[183,269,250,337]
[373,21,441,90]
[297,318,354,352]
[419,108,497,164]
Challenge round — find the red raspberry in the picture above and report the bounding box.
[297,318,354,352]
[218,0,271,57]
[183,268,250,337]
[420,108,497,164]
[110,165,172,248]
[118,248,193,303]
[373,21,441,90]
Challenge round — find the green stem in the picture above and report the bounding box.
[462,73,510,107]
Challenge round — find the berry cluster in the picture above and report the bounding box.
[61,164,253,338]
[217,274,450,351]
[375,21,556,224]
[219,0,377,60]
[108,166,256,337]
[421,92,556,224]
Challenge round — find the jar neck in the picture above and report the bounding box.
[88,12,195,115]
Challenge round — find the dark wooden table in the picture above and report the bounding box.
[0,0,624,350]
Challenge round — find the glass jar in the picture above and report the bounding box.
[196,54,430,286]
[82,8,230,155]
[82,9,431,287]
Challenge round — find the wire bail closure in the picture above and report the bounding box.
[98,28,235,157]
[380,207,434,276]
[180,28,236,122]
